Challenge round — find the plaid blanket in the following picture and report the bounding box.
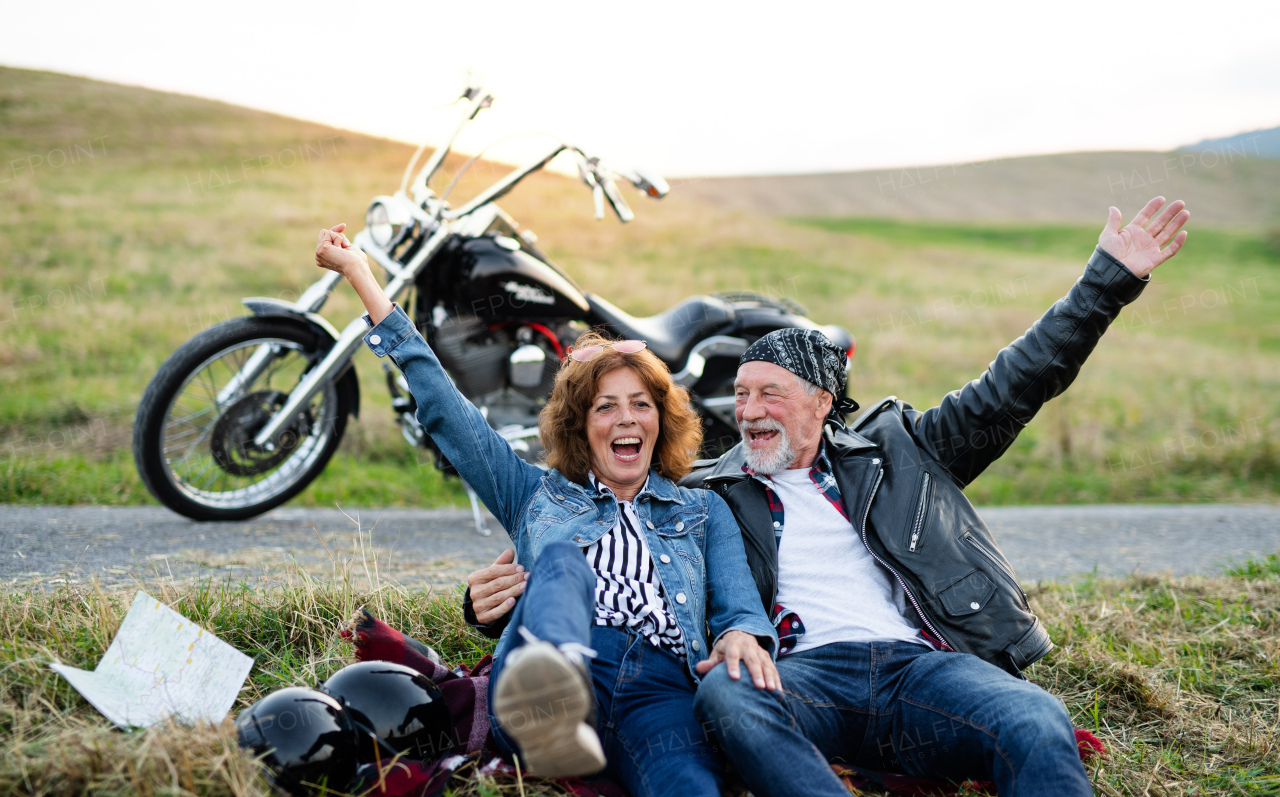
[339,608,625,797]
[339,609,1104,796]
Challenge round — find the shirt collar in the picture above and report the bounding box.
[588,471,651,502]
[812,439,835,478]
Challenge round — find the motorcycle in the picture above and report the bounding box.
[133,86,853,529]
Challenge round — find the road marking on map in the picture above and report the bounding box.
[50,590,253,729]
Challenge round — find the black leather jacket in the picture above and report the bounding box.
[679,248,1147,675]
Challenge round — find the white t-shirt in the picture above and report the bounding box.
[768,467,926,654]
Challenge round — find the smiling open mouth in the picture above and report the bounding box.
[611,437,642,461]
[747,429,778,447]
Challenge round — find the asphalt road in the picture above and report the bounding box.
[2,503,1278,591]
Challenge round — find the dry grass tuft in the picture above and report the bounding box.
[6,716,267,797]
[1025,562,1280,795]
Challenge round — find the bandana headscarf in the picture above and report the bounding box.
[739,328,859,428]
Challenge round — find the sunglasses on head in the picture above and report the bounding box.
[567,340,648,362]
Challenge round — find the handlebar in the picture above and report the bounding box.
[403,86,667,226]
[404,86,494,202]
[574,153,648,223]
[599,173,634,222]
[442,144,661,225]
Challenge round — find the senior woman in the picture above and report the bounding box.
[315,225,778,796]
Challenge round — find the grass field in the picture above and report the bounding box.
[1,65,1279,509]
[4,552,1279,796]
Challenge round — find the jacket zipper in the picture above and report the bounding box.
[859,467,952,650]
[963,531,1028,605]
[908,472,932,552]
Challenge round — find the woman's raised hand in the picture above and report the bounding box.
[315,223,371,278]
[315,222,394,325]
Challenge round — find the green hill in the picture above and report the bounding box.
[674,150,1280,227]
[1,66,1277,507]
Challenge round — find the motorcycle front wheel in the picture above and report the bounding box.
[133,317,353,521]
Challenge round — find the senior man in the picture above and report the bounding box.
[466,197,1189,795]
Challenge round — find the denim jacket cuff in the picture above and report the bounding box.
[361,303,415,358]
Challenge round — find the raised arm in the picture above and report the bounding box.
[912,197,1189,485]
[315,224,545,534]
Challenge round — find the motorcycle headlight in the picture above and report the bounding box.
[366,196,412,250]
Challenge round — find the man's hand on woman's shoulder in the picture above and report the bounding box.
[1098,196,1190,279]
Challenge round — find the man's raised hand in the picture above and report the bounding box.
[1098,197,1190,279]
[467,549,529,624]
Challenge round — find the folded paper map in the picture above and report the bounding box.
[50,590,254,729]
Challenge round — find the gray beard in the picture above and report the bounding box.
[739,419,795,475]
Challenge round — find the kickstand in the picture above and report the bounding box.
[462,479,491,536]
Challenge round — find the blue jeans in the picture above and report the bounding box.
[694,641,1090,797]
[488,542,724,797]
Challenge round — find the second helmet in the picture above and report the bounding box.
[321,660,454,762]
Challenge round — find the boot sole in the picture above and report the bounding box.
[493,641,606,778]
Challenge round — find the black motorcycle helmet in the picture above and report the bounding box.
[235,686,362,794]
[320,660,454,762]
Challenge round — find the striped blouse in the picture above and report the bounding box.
[585,473,686,655]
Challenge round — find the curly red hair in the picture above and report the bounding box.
[539,331,703,484]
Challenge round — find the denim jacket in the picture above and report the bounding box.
[362,305,777,680]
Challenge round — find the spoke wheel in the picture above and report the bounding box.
[134,317,352,520]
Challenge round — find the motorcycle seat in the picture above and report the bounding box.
[585,294,735,368]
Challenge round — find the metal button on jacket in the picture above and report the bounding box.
[676,592,687,604]
[646,520,655,529]
[675,521,684,531]
[369,334,382,345]
[660,554,671,563]
[692,640,700,652]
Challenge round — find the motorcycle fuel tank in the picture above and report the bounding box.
[457,236,590,320]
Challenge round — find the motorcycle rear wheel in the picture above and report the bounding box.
[133,317,352,521]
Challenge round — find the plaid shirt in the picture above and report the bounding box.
[744,440,848,542]
[742,441,848,654]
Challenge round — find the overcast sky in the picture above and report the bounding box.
[4,0,1278,177]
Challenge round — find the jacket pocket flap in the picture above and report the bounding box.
[938,569,996,617]
[654,508,707,536]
